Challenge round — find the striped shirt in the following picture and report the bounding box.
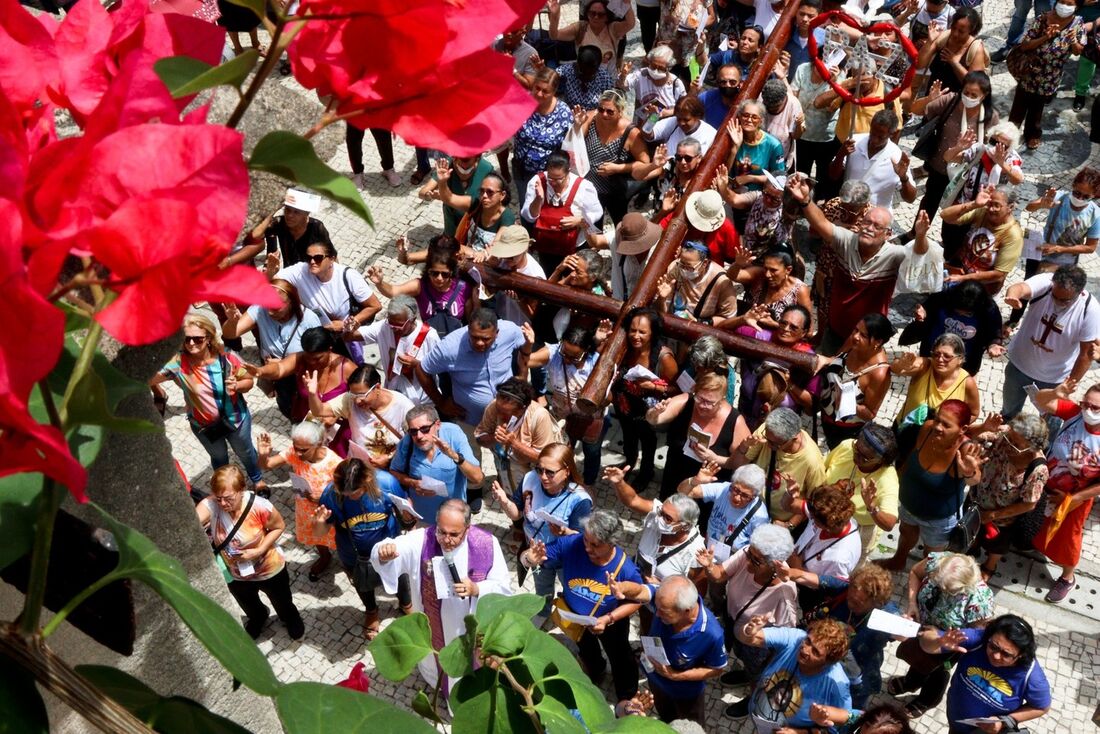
[158,352,248,427]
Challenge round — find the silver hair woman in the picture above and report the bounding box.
[582,508,623,547]
[763,406,802,445]
[386,293,418,320]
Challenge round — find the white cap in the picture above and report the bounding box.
[284,188,322,213]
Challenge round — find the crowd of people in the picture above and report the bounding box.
[149,0,1100,728]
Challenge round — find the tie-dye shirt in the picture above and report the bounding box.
[204,492,285,582]
[158,352,249,427]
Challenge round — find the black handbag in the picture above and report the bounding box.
[351,553,376,595]
[948,497,982,553]
[911,93,961,163]
[1009,458,1050,550]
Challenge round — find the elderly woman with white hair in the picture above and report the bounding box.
[695,523,800,693]
[679,462,770,552]
[889,552,994,719]
[524,509,644,702]
[257,420,342,581]
[619,44,686,125]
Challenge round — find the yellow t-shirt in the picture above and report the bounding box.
[822,438,900,528]
[744,427,826,521]
[895,367,971,427]
[835,79,903,143]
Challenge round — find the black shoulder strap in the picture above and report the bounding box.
[731,562,776,625]
[655,530,699,566]
[213,492,256,554]
[692,272,723,321]
[765,449,778,518]
[278,316,305,359]
[1022,456,1046,484]
[439,282,462,313]
[343,267,361,312]
[725,497,763,546]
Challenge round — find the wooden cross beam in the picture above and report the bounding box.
[479,3,807,414]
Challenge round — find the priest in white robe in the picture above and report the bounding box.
[372,499,512,689]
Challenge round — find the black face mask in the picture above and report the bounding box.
[720,85,740,99]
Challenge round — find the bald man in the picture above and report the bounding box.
[788,175,929,355]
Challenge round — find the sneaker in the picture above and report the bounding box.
[350,172,365,189]
[1045,575,1075,603]
[721,669,750,686]
[990,47,1010,63]
[724,697,750,718]
[1074,95,1088,111]
[382,168,402,187]
[244,612,269,639]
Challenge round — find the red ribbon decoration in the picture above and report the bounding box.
[807,10,918,106]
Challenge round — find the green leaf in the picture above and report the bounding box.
[480,611,533,657]
[522,632,612,729]
[368,613,434,681]
[590,717,677,733]
[438,614,478,678]
[154,51,260,99]
[76,665,253,734]
[66,368,157,434]
[0,474,44,571]
[533,697,587,734]
[519,628,587,680]
[93,506,280,697]
[249,131,373,225]
[221,0,266,20]
[452,668,531,734]
[475,592,544,626]
[0,664,49,734]
[276,682,436,734]
[410,690,444,725]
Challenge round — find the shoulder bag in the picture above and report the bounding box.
[911,93,961,163]
[212,492,256,583]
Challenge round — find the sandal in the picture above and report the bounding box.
[363,611,381,641]
[308,555,331,582]
[886,677,912,697]
[1026,138,1041,150]
[409,169,429,186]
[904,701,931,719]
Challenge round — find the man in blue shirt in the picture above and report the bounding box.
[734,615,852,724]
[699,63,742,129]
[612,575,727,725]
[389,404,484,520]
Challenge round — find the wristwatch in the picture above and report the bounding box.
[454,454,466,467]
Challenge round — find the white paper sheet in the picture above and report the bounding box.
[386,492,423,521]
[420,476,450,497]
[867,608,921,638]
[534,509,569,528]
[835,379,859,422]
[432,556,456,600]
[955,718,1001,726]
[683,423,712,462]
[676,371,696,393]
[1022,227,1044,262]
[622,364,659,382]
[709,539,732,563]
[606,0,629,16]
[236,560,255,578]
[641,636,671,666]
[289,473,313,499]
[347,440,373,463]
[556,608,599,626]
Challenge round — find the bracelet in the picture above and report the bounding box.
[797,200,809,209]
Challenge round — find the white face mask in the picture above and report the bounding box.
[1083,407,1100,425]
[681,262,702,280]
[454,162,477,176]
[1070,194,1090,207]
[960,94,981,109]
[648,69,668,81]
[1056,3,1076,17]
[655,516,680,534]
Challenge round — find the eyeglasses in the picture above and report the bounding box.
[562,350,587,365]
[409,422,437,435]
[858,221,890,233]
[428,269,453,279]
[306,254,329,264]
[987,640,1020,661]
[746,550,766,566]
[436,528,466,540]
[729,485,757,502]
[739,113,762,121]
[776,319,804,331]
[212,493,236,505]
[547,175,568,186]
[388,317,413,332]
[694,395,719,409]
[183,335,207,345]
[675,154,697,163]
[1082,401,1100,412]
[479,188,502,197]
[350,384,377,399]
[931,351,960,361]
[597,107,618,116]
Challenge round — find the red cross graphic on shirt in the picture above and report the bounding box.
[1030,312,1064,353]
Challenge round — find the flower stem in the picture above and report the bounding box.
[18,477,62,636]
[40,573,123,639]
[58,315,105,427]
[226,16,288,129]
[497,659,544,734]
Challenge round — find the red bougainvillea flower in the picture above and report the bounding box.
[50,0,223,127]
[0,199,86,500]
[288,0,543,154]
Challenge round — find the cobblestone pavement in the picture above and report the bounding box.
[160,0,1100,729]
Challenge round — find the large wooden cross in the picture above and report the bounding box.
[474,2,814,414]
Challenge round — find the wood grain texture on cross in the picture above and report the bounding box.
[475,2,811,414]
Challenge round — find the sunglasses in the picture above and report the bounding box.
[597,107,618,116]
[535,466,563,477]
[479,188,502,197]
[428,269,453,279]
[777,319,804,331]
[183,335,207,345]
[410,422,436,435]
[675,154,696,163]
[306,254,329,264]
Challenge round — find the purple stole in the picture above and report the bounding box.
[420,525,495,691]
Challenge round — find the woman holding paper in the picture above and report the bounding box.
[312,458,413,640]
[645,372,751,501]
[919,615,1051,733]
[257,421,341,582]
[476,378,562,494]
[491,443,592,610]
[308,365,413,470]
[610,307,679,491]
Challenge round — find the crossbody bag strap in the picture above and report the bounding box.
[213,492,256,554]
[692,272,723,321]
[732,563,776,625]
[278,317,304,360]
[589,551,627,616]
[367,405,404,440]
[725,498,763,546]
[655,530,699,566]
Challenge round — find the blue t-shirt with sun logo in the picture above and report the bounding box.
[542,533,643,618]
[946,628,1051,732]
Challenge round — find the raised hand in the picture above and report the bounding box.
[652,144,669,168]
[786,173,811,204]
[240,361,262,377]
[740,433,767,454]
[521,321,535,346]
[546,0,559,13]
[726,117,744,149]
[742,614,768,639]
[860,478,878,510]
[366,264,384,285]
[489,480,511,507]
[939,627,969,654]
[257,432,272,455]
[744,303,770,329]
[264,251,280,274]
[595,318,613,341]
[572,104,587,129]
[530,53,545,71]
[695,546,715,568]
[894,152,910,178]
[620,60,634,78]
[312,504,332,524]
[305,370,320,395]
[377,543,399,562]
[607,572,627,599]
[893,351,920,373]
[656,272,675,300]
[926,79,945,100]
[914,209,931,240]
[661,187,680,213]
[974,184,993,209]
[957,441,984,477]
[223,302,241,321]
[527,539,548,565]
[915,304,927,322]
[602,464,631,485]
[533,174,546,201]
[435,156,452,183]
[696,460,721,485]
[1054,378,1079,399]
[809,703,838,727]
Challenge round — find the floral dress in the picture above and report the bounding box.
[969,439,1049,527]
[1016,16,1084,97]
[513,101,573,176]
[917,552,995,629]
[281,447,342,549]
